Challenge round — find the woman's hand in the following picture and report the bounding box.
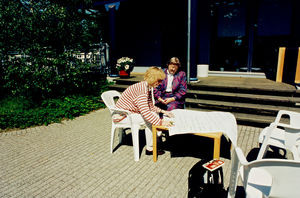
[164,97,176,104]
[162,120,174,127]
[162,110,174,118]
[158,97,167,104]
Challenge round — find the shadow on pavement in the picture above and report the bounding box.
[114,129,234,160]
[162,134,232,161]
[112,129,147,157]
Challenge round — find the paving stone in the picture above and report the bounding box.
[0,108,267,197]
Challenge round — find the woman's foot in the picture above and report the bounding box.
[145,149,165,155]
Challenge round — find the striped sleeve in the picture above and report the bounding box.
[136,94,162,126]
[148,96,161,113]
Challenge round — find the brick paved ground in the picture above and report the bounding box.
[0,108,267,198]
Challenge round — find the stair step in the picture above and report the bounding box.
[188,90,300,104]
[186,98,300,115]
[108,84,300,113]
[107,75,300,127]
[114,78,140,85]
[108,84,128,91]
[109,84,300,105]
[189,76,297,96]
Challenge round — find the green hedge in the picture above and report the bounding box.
[0,95,106,130]
[2,53,106,101]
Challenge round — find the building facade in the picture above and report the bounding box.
[103,0,300,82]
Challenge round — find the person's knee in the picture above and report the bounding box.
[167,102,178,111]
[167,103,185,111]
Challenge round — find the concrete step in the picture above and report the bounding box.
[189,83,296,97]
[186,98,300,116]
[192,76,297,96]
[108,76,300,127]
[108,84,128,91]
[187,90,300,105]
[109,84,300,115]
[113,78,140,85]
[114,77,298,96]
[110,84,300,106]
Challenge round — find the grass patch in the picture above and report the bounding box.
[0,95,106,131]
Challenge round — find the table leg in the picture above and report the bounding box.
[153,126,157,162]
[213,137,221,159]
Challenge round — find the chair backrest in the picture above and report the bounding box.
[229,147,300,198]
[288,111,300,127]
[275,110,300,128]
[276,111,300,159]
[245,159,300,198]
[101,90,122,113]
[283,126,300,159]
[258,119,300,160]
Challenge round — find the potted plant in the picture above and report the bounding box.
[116,57,134,77]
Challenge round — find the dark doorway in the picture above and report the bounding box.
[209,0,248,72]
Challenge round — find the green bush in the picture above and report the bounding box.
[0,94,107,130]
[2,52,107,101]
[0,0,111,131]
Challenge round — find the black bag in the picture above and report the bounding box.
[188,160,227,198]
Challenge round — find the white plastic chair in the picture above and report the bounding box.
[101,90,146,161]
[228,147,300,198]
[257,110,300,160]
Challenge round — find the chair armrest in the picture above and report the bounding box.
[235,147,249,165]
[110,107,132,115]
[110,107,133,123]
[275,123,300,131]
[257,124,277,160]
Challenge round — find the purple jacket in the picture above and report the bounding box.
[154,69,187,103]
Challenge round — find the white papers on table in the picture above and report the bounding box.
[167,109,238,146]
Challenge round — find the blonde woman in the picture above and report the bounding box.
[116,67,173,155]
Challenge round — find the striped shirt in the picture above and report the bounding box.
[116,81,162,125]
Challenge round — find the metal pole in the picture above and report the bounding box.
[187,0,191,83]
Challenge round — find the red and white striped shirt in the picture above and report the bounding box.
[116,81,162,125]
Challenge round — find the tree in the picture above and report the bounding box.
[0,0,108,100]
[0,0,106,57]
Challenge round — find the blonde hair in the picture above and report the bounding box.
[167,57,181,67]
[144,67,165,86]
